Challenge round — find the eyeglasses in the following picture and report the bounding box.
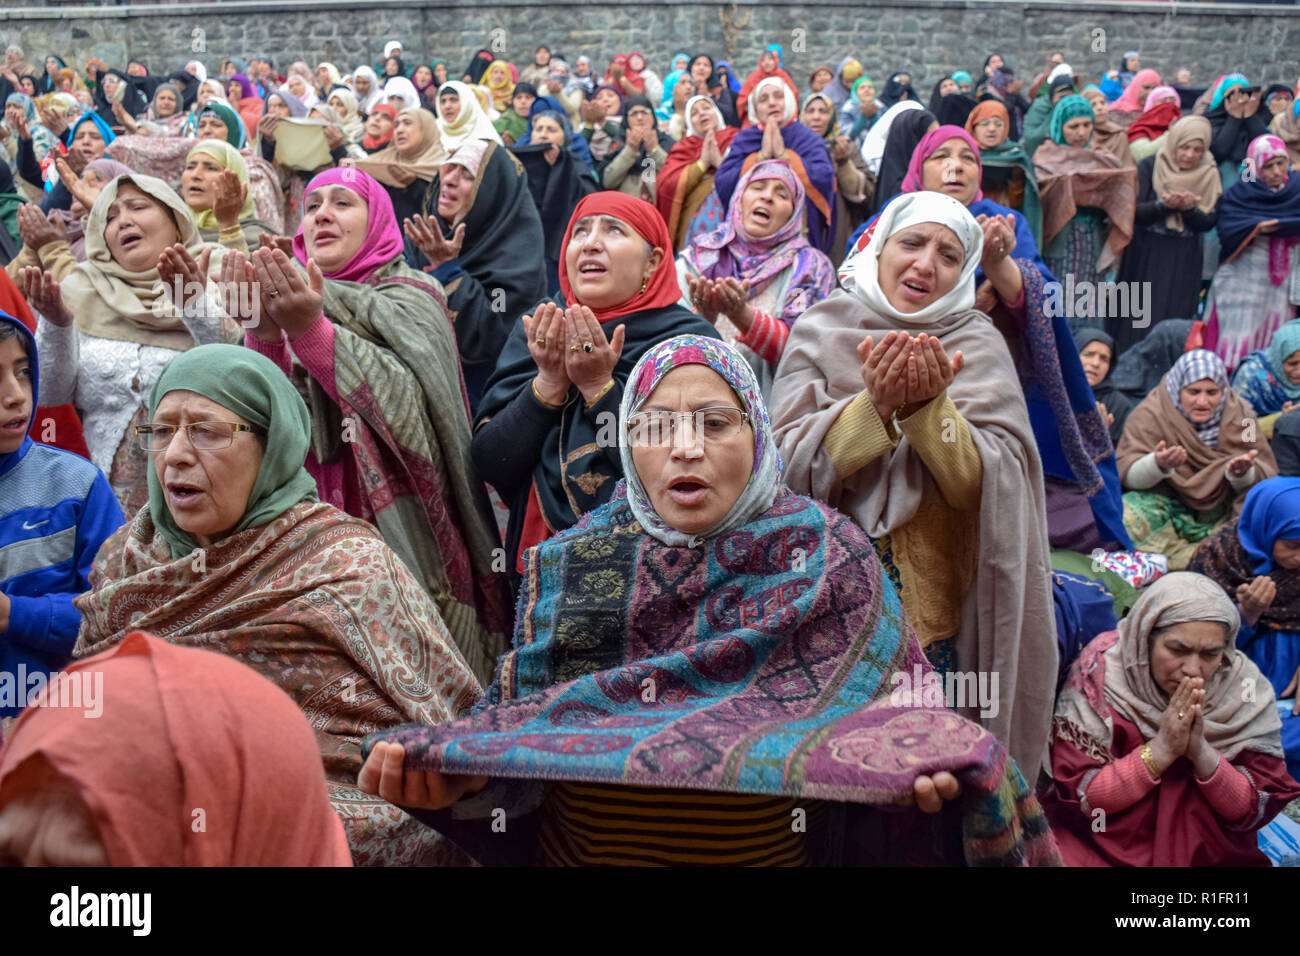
[135,421,264,452]
[626,406,750,447]
[975,118,1006,130]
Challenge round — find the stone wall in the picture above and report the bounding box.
[1,0,1298,90]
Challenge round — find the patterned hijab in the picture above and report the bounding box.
[147,344,319,559]
[1057,572,1284,762]
[1164,349,1229,446]
[620,335,781,547]
[682,159,834,311]
[1248,133,1290,187]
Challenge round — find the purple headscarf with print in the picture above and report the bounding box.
[682,159,836,324]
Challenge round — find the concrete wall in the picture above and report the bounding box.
[1,0,1297,91]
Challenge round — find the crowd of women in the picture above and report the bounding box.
[0,38,1298,868]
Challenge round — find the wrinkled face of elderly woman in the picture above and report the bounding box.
[1273,538,1300,570]
[0,758,109,866]
[531,114,565,148]
[153,87,178,117]
[435,162,476,223]
[629,364,756,537]
[755,84,786,125]
[1260,155,1289,191]
[921,136,980,205]
[1079,339,1112,388]
[1178,378,1223,424]
[1149,621,1227,695]
[688,98,717,136]
[1062,116,1093,148]
[877,223,965,314]
[105,183,181,272]
[1175,138,1205,171]
[286,75,309,101]
[302,184,369,274]
[149,390,265,548]
[564,214,663,311]
[800,97,833,137]
[740,176,794,240]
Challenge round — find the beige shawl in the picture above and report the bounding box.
[348,107,448,188]
[62,173,225,351]
[769,287,1059,777]
[1151,116,1221,232]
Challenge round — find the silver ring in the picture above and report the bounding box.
[1178,712,1185,719]
[268,290,279,297]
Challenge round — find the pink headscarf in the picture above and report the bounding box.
[1113,69,1162,112]
[1143,85,1179,112]
[900,124,984,202]
[292,167,405,283]
[1248,133,1290,177]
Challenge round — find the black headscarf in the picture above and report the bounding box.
[464,49,495,85]
[880,71,915,110]
[167,69,201,110]
[871,108,936,215]
[936,93,976,128]
[93,68,149,125]
[928,75,956,115]
[619,95,675,153]
[1072,326,1133,443]
[37,55,65,94]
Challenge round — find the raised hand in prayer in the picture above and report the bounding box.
[760,118,785,160]
[1152,440,1188,471]
[55,157,98,212]
[323,124,344,149]
[976,213,1016,271]
[38,106,67,138]
[211,169,247,231]
[63,147,87,177]
[564,304,625,402]
[904,332,964,407]
[711,276,755,334]
[9,111,29,142]
[250,246,323,340]
[157,243,214,315]
[522,302,571,404]
[16,203,63,253]
[404,214,465,271]
[358,740,488,811]
[257,113,280,142]
[580,100,606,127]
[256,232,295,257]
[17,266,73,326]
[1096,401,1115,430]
[1226,448,1259,478]
[894,772,961,813]
[685,273,722,323]
[111,100,138,134]
[699,130,723,170]
[858,330,913,423]
[1147,675,1204,776]
[217,250,267,335]
[1237,575,1278,628]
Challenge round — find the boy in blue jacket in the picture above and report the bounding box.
[0,309,124,718]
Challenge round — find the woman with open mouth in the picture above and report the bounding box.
[360,333,1060,868]
[771,190,1059,780]
[70,342,481,867]
[179,139,275,253]
[17,173,232,516]
[677,159,836,380]
[472,192,718,584]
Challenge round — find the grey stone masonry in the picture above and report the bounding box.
[0,0,1297,91]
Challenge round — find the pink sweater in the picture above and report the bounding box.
[1085,747,1256,823]
[245,315,370,519]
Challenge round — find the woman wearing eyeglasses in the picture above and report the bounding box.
[359,334,1062,867]
[72,343,482,868]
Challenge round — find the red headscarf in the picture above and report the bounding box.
[605,54,644,93]
[557,192,682,322]
[361,103,398,151]
[1126,99,1183,143]
[0,632,353,866]
[900,124,985,202]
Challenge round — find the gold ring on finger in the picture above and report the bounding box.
[570,344,580,352]
[535,338,546,346]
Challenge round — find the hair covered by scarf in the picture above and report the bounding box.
[1054,572,1284,762]
[900,124,985,199]
[292,167,404,283]
[146,344,319,559]
[1050,94,1095,146]
[186,139,255,231]
[965,100,1011,147]
[0,632,353,865]
[619,335,781,547]
[1165,349,1229,445]
[1266,319,1300,401]
[1248,133,1290,180]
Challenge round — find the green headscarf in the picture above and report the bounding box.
[197,99,246,148]
[147,344,319,558]
[850,75,874,99]
[1050,94,1095,147]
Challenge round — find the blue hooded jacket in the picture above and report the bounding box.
[0,308,124,717]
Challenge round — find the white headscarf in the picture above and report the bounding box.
[384,40,403,60]
[860,99,923,174]
[381,76,420,111]
[435,80,502,150]
[1048,63,1074,84]
[684,94,726,138]
[351,65,383,113]
[746,76,797,126]
[848,191,984,325]
[186,60,208,84]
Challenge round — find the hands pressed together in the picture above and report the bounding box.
[1148,676,1220,779]
[686,272,754,334]
[858,330,965,423]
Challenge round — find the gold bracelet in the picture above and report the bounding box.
[531,380,565,408]
[1140,743,1161,779]
[584,378,616,407]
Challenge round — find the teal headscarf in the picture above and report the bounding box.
[951,70,972,87]
[1210,73,1249,112]
[1050,94,1095,146]
[1267,319,1300,401]
[196,99,245,148]
[147,344,319,558]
